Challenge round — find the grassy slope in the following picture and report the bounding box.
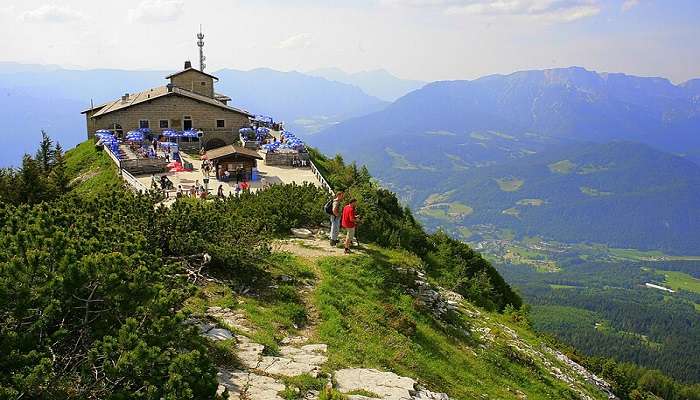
[313,247,607,399]
[182,245,609,399]
[64,140,122,195]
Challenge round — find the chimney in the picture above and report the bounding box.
[166,83,174,92]
[121,93,129,103]
[184,60,192,69]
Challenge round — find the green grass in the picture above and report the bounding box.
[458,227,473,240]
[419,208,448,220]
[183,252,315,354]
[657,270,700,294]
[580,186,612,197]
[385,147,419,170]
[495,177,524,192]
[424,191,454,206]
[608,248,666,260]
[419,202,473,221]
[502,207,520,218]
[448,202,473,216]
[548,160,577,174]
[313,248,602,399]
[549,284,579,289]
[64,140,121,196]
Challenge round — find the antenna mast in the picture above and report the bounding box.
[197,25,206,72]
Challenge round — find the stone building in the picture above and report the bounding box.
[82,61,252,150]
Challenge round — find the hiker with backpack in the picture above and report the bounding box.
[325,191,345,246]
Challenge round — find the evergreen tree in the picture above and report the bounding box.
[49,142,70,195]
[35,130,55,173]
[19,154,46,204]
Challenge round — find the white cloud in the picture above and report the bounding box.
[127,0,184,23]
[383,0,601,22]
[277,33,313,50]
[19,5,86,23]
[621,0,640,12]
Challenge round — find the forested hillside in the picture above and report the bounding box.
[419,142,700,253]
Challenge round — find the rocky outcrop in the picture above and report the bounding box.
[393,267,461,320]
[334,368,449,400]
[217,369,286,400]
[208,306,252,333]
[235,334,328,378]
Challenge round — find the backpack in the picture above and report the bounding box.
[324,198,334,215]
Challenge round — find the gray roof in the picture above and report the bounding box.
[206,145,263,161]
[165,67,219,81]
[89,86,252,118]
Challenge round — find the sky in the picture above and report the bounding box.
[0,0,698,83]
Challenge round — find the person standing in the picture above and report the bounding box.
[236,167,243,184]
[327,191,344,246]
[341,198,358,254]
[217,184,225,198]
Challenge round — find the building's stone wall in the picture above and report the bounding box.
[90,95,250,146]
[169,69,214,97]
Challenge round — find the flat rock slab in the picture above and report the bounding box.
[335,368,416,400]
[235,335,327,377]
[236,335,265,369]
[208,307,252,333]
[202,328,233,341]
[291,228,313,238]
[218,369,285,400]
[413,390,450,400]
[281,335,309,345]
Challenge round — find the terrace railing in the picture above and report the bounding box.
[122,169,150,193]
[100,142,150,193]
[308,158,334,196]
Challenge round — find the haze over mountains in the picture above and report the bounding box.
[307,67,426,102]
[311,66,700,253]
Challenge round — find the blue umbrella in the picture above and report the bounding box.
[162,129,181,138]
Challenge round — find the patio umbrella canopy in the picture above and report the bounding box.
[181,129,199,138]
[126,131,144,142]
[162,129,181,138]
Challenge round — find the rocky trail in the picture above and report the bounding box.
[196,236,616,400]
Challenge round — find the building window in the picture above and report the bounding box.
[201,81,206,86]
[216,119,225,128]
[159,120,169,129]
[139,119,149,129]
[183,116,192,131]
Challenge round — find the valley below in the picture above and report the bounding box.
[422,222,700,384]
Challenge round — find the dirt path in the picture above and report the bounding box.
[272,237,362,259]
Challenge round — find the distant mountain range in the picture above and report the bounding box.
[307,67,426,101]
[0,63,387,167]
[310,66,700,252]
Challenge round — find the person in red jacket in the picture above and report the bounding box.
[341,198,359,254]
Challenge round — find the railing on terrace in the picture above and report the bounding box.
[121,169,150,193]
[308,158,334,196]
[100,142,150,193]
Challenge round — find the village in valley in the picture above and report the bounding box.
[85,31,328,201]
